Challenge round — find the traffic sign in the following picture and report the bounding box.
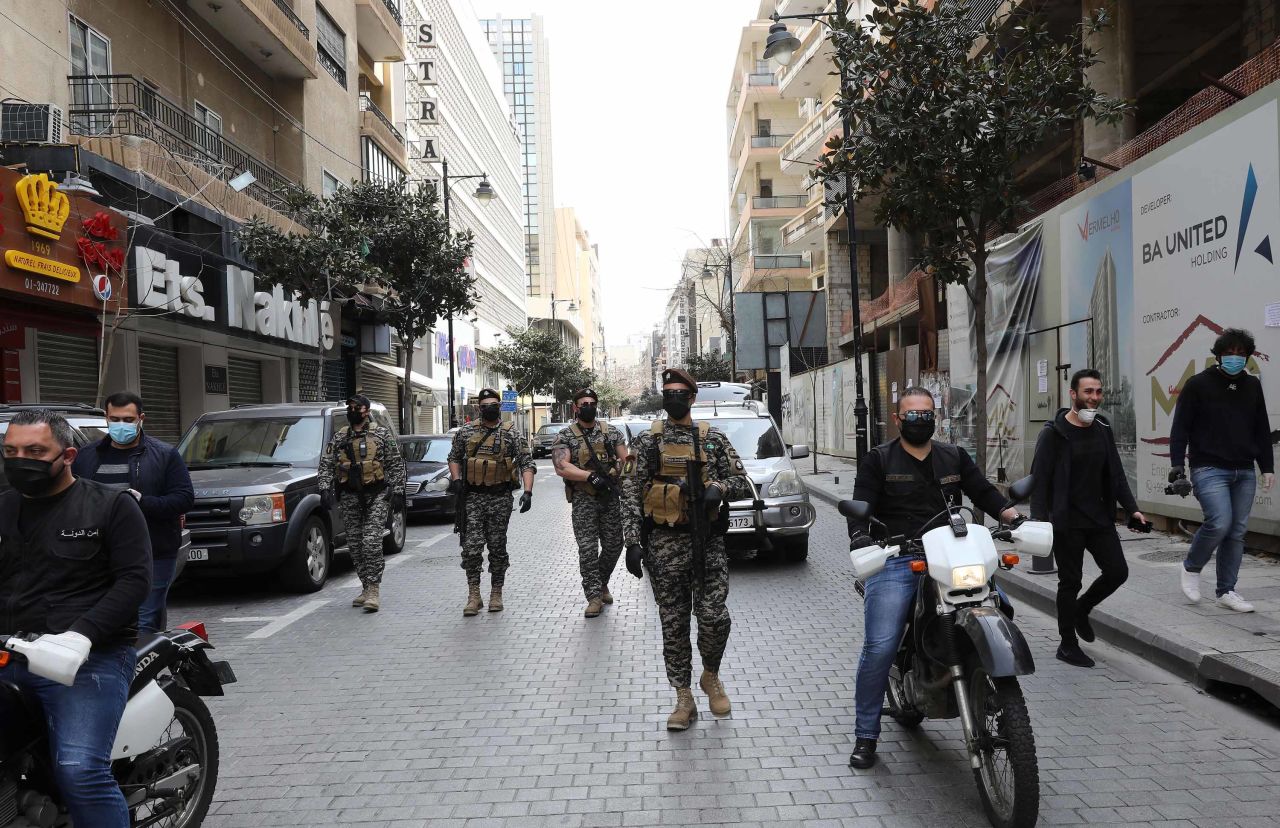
[501,389,517,412]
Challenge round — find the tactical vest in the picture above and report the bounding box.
[642,420,712,527]
[568,423,618,498]
[335,426,387,492]
[465,422,517,488]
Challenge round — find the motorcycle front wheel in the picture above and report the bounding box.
[969,669,1038,828]
[126,684,220,828]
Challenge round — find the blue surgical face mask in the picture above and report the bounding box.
[108,421,139,444]
[1220,355,1248,375]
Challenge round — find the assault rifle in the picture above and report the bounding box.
[685,439,712,586]
[453,453,468,537]
[584,437,623,499]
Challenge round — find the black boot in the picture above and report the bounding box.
[1056,640,1096,668]
[1075,607,1096,643]
[848,738,878,769]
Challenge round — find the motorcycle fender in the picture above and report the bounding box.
[112,680,175,761]
[957,606,1035,677]
[178,647,231,697]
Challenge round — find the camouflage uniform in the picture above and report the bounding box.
[448,422,536,587]
[317,422,406,587]
[623,422,750,688]
[553,422,626,601]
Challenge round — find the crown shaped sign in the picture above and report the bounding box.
[15,173,71,240]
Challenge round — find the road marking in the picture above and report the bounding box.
[221,616,276,623]
[245,599,327,639]
[417,533,451,549]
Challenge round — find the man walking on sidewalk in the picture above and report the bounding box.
[1030,369,1146,668]
[1169,328,1274,613]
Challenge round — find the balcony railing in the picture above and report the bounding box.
[359,94,404,146]
[750,134,793,149]
[271,0,309,37]
[753,195,808,209]
[67,75,294,208]
[379,0,402,25]
[754,254,809,269]
[747,72,777,87]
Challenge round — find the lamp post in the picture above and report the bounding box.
[701,253,737,379]
[764,0,871,461]
[440,157,496,428]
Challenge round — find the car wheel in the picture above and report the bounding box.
[779,533,809,563]
[383,505,406,555]
[278,516,331,593]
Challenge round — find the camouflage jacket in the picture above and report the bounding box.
[552,422,626,473]
[317,423,406,495]
[622,420,751,545]
[447,421,536,483]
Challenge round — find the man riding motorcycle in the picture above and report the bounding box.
[847,388,1019,769]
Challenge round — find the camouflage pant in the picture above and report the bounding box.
[570,490,624,600]
[339,492,389,587]
[460,490,512,586]
[646,528,731,688]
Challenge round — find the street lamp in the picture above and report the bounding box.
[765,0,871,461]
[440,157,496,428]
[701,256,737,379]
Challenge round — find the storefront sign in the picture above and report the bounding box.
[204,365,228,394]
[225,265,335,351]
[4,249,80,282]
[135,245,216,321]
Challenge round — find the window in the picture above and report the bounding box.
[315,4,347,88]
[757,119,771,137]
[322,170,340,198]
[759,179,774,199]
[193,100,222,157]
[69,16,110,134]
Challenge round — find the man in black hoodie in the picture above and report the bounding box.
[1030,369,1145,668]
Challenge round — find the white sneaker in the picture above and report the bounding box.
[1217,591,1255,613]
[1180,569,1201,603]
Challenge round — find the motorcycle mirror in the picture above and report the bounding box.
[838,499,872,520]
[1008,475,1034,503]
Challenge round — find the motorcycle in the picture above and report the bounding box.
[0,623,236,828]
[839,475,1054,828]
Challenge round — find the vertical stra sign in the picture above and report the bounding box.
[411,18,440,168]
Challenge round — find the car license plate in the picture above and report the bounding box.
[187,548,209,562]
[728,516,753,530]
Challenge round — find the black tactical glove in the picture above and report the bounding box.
[849,534,876,552]
[519,491,533,513]
[587,472,610,489]
[626,544,645,578]
[704,484,724,507]
[391,491,406,513]
[447,478,464,495]
[1168,467,1192,497]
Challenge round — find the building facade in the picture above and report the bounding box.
[551,207,604,370]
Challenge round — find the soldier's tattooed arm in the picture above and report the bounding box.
[551,441,591,482]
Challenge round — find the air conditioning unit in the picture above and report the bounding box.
[0,102,65,143]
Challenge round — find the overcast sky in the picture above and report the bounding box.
[472,0,759,347]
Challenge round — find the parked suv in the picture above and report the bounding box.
[0,404,109,492]
[688,399,815,561]
[176,402,407,593]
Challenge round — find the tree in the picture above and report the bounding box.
[819,0,1128,472]
[685,352,731,383]
[486,326,593,425]
[630,387,663,415]
[593,377,629,415]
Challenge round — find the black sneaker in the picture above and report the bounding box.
[1056,642,1096,668]
[1075,609,1096,643]
[848,738,878,769]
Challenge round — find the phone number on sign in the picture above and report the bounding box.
[24,277,60,296]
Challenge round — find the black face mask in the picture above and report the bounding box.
[663,399,691,420]
[346,408,366,426]
[899,419,936,446]
[3,454,67,497]
[577,403,597,422]
[480,404,501,422]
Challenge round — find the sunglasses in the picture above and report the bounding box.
[899,410,935,423]
[662,389,693,400]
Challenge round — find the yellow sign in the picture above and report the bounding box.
[4,249,81,283]
[14,173,70,240]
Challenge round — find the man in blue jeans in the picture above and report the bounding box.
[1169,328,1274,613]
[846,389,1018,769]
[74,391,193,635]
[1,408,152,827]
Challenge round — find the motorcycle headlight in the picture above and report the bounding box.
[766,469,805,498]
[950,564,987,589]
[240,493,286,525]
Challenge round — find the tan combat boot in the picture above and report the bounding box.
[362,584,380,613]
[666,688,698,731]
[463,583,483,616]
[352,586,369,607]
[700,670,731,717]
[601,587,614,605]
[488,586,504,613]
[584,598,604,618]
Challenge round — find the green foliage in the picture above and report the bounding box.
[487,326,594,403]
[685,352,732,383]
[630,387,663,415]
[592,377,629,415]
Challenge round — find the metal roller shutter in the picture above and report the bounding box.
[138,342,181,445]
[362,343,401,431]
[228,356,263,407]
[36,330,98,405]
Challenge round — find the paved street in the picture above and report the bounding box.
[172,461,1280,827]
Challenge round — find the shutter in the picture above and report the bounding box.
[138,342,182,444]
[36,330,98,405]
[228,356,263,407]
[323,358,351,402]
[359,362,400,432]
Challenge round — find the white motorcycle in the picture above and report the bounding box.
[840,475,1054,828]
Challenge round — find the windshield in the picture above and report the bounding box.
[401,437,451,463]
[538,425,561,435]
[179,416,324,468]
[703,417,786,460]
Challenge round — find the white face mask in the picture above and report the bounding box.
[1076,407,1098,425]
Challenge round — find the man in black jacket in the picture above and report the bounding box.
[73,391,194,635]
[0,408,152,828]
[1169,328,1274,613]
[1030,369,1145,668]
[846,388,1018,770]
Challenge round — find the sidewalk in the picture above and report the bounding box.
[799,452,1280,707]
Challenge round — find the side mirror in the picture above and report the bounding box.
[790,444,810,460]
[838,499,871,520]
[1008,474,1034,503]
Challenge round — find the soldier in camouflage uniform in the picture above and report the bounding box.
[318,394,406,613]
[448,388,536,616]
[552,388,628,618]
[623,368,751,730]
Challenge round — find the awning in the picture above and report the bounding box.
[361,359,444,407]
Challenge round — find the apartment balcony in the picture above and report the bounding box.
[67,75,295,210]
[781,200,827,253]
[359,94,406,164]
[780,100,839,175]
[356,0,406,62]
[778,18,833,96]
[738,253,813,291]
[776,0,830,15]
[184,0,317,79]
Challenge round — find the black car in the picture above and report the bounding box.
[532,422,565,458]
[176,402,407,593]
[398,434,456,520]
[0,403,108,492]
